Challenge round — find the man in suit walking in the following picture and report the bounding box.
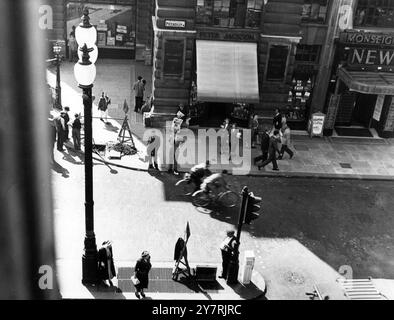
[254,126,270,165]
[258,130,281,171]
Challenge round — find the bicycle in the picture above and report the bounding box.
[192,185,239,209]
[175,173,196,196]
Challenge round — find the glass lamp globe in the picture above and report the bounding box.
[75,25,97,48]
[74,63,96,87]
[78,45,98,64]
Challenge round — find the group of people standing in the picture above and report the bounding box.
[50,106,82,157]
[254,108,294,171]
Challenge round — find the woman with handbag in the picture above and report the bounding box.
[133,251,152,299]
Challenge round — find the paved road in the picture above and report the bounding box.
[52,148,394,299]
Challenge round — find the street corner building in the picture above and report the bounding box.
[43,0,394,138]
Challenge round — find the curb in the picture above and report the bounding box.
[89,153,394,182]
[67,143,394,182]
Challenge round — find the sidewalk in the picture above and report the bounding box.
[47,60,394,180]
[57,260,266,300]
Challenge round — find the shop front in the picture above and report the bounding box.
[189,39,260,128]
[65,1,137,59]
[325,30,394,138]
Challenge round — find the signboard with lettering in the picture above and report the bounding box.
[340,31,394,72]
[165,20,186,28]
[309,112,326,137]
[163,39,184,77]
[197,30,259,42]
[384,98,394,131]
[373,95,385,121]
[325,94,340,129]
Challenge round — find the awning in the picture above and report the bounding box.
[196,40,260,103]
[338,67,394,95]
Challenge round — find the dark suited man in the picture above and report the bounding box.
[254,127,270,164]
[258,130,281,171]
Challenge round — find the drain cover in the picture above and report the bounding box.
[340,163,352,169]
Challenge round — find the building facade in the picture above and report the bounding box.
[324,0,394,138]
[149,0,334,130]
[44,0,154,60]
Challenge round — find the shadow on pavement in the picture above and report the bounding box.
[228,281,267,300]
[84,282,127,300]
[104,121,119,133]
[51,160,70,178]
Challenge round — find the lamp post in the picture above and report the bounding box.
[53,43,62,109]
[74,8,99,285]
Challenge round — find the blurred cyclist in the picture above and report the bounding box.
[190,160,211,191]
[200,170,229,197]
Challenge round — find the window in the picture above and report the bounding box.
[266,45,290,81]
[245,0,264,28]
[213,0,235,27]
[196,0,262,28]
[354,0,394,28]
[163,40,184,77]
[302,0,328,23]
[295,45,321,63]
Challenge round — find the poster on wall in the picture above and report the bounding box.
[66,2,135,49]
[97,32,107,47]
[373,95,385,121]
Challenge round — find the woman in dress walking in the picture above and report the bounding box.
[134,251,152,299]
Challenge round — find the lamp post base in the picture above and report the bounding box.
[81,235,98,285]
[226,258,239,285]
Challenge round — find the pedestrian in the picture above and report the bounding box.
[72,113,82,151]
[133,251,152,299]
[250,114,259,148]
[147,135,159,170]
[54,112,66,151]
[97,241,116,287]
[48,117,57,162]
[221,118,231,156]
[254,126,270,165]
[219,230,237,279]
[98,92,108,122]
[68,27,78,62]
[273,108,282,131]
[168,111,183,175]
[258,129,281,171]
[279,123,294,160]
[133,76,145,112]
[63,107,70,141]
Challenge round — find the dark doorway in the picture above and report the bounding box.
[352,93,376,128]
[201,103,232,127]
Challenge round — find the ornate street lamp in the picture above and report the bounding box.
[74,8,99,285]
[53,42,62,109]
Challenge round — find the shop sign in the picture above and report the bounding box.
[197,30,259,42]
[373,95,385,121]
[165,20,186,28]
[347,48,394,70]
[340,31,394,47]
[384,98,394,131]
[309,112,325,137]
